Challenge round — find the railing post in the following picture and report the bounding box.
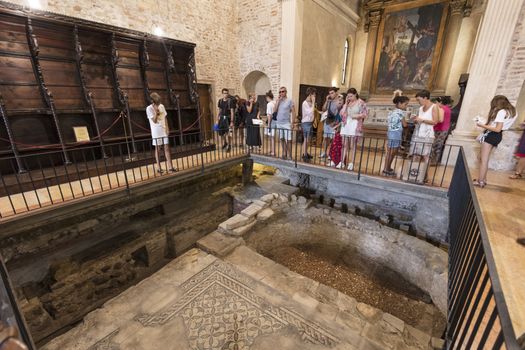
[200,150,205,174]
[294,127,298,168]
[357,136,365,180]
[119,144,130,195]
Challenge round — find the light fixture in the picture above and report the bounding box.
[28,0,42,9]
[154,26,164,36]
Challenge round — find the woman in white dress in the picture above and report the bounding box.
[340,88,368,170]
[146,92,176,173]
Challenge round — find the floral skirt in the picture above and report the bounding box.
[329,133,343,165]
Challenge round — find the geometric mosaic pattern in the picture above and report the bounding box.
[88,329,119,350]
[134,261,339,349]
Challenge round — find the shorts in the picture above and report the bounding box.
[218,116,230,136]
[276,121,292,141]
[387,130,402,148]
[152,136,169,146]
[409,136,433,156]
[483,131,502,147]
[265,122,276,137]
[324,123,334,138]
[302,122,313,138]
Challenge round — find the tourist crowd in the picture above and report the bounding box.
[145,86,523,187]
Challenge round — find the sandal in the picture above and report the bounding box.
[409,169,419,177]
[509,173,522,179]
[473,179,486,188]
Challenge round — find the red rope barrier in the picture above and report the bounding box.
[0,111,123,149]
[0,110,204,150]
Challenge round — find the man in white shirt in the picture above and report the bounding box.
[147,92,176,173]
[301,87,316,161]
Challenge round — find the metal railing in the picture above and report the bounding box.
[246,125,458,188]
[0,254,35,349]
[0,131,247,219]
[447,148,520,350]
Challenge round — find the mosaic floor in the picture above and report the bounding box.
[43,249,356,350]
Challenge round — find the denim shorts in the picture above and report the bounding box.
[387,130,402,148]
[324,123,334,138]
[302,122,313,138]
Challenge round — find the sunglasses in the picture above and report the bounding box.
[279,90,286,93]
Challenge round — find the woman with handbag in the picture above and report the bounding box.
[340,88,368,171]
[474,95,517,188]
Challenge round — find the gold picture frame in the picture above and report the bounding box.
[371,0,449,94]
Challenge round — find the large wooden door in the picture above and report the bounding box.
[198,84,213,139]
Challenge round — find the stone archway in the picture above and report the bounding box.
[242,71,271,99]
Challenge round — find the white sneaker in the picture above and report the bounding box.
[347,163,354,171]
[329,161,336,167]
[336,162,343,169]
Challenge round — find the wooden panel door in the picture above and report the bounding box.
[197,84,212,139]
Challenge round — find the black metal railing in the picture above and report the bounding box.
[0,254,35,349]
[0,130,247,218]
[245,125,458,187]
[447,148,520,350]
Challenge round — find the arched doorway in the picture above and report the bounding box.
[242,71,272,113]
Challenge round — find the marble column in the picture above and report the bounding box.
[448,0,525,170]
[433,0,466,95]
[360,10,382,98]
[280,0,304,107]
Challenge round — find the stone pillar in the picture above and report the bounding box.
[448,0,525,169]
[280,0,304,106]
[360,10,382,98]
[242,158,254,185]
[433,0,466,95]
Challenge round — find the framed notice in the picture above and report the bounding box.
[73,126,90,142]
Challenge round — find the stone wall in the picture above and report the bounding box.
[238,0,282,95]
[1,165,242,344]
[250,155,449,244]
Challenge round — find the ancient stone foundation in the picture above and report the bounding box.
[0,164,242,344]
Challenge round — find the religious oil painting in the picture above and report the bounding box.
[373,0,448,93]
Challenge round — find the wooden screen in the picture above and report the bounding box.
[0,3,199,164]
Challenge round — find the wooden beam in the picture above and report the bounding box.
[163,43,183,144]
[25,17,70,164]
[74,25,107,158]
[139,38,152,106]
[109,33,136,153]
[0,93,26,173]
[187,51,202,140]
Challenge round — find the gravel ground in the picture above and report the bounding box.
[266,245,446,338]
